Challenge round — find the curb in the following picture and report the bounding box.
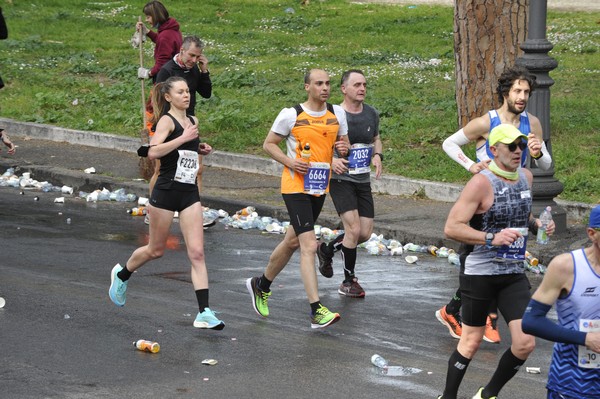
[0,117,593,220]
[0,117,463,202]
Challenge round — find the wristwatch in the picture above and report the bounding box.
[485,232,495,248]
[374,153,384,162]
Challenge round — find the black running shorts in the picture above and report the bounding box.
[282,193,326,235]
[459,273,531,327]
[329,178,374,218]
[150,187,200,212]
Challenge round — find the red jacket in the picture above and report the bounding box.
[147,18,182,80]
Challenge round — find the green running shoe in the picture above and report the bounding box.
[246,277,271,317]
[310,304,340,329]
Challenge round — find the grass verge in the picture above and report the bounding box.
[0,0,598,203]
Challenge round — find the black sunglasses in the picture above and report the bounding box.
[506,141,527,152]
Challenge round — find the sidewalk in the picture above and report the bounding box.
[0,118,593,265]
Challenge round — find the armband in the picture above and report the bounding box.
[522,299,587,346]
[137,144,155,157]
[442,129,475,172]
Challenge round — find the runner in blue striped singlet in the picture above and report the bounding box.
[523,206,600,399]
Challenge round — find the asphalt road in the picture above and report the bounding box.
[0,187,557,399]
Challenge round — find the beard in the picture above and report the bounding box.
[506,99,526,115]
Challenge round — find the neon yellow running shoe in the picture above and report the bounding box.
[246,277,271,317]
[310,304,340,329]
[472,387,496,399]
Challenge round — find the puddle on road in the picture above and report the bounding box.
[373,366,422,377]
[154,271,190,283]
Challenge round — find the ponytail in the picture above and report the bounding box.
[150,82,166,127]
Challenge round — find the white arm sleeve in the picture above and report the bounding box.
[533,141,552,171]
[442,129,475,172]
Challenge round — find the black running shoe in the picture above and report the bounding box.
[317,242,334,278]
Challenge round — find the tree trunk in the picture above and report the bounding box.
[454,0,528,127]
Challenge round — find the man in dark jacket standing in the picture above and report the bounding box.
[156,36,212,115]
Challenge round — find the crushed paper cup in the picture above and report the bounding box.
[61,185,73,195]
[22,172,31,179]
[217,209,229,218]
[526,367,541,374]
[266,223,282,233]
[54,197,65,203]
[314,224,322,237]
[0,297,5,308]
[405,255,418,264]
[202,359,218,366]
[390,247,403,256]
[138,197,149,206]
[84,167,96,174]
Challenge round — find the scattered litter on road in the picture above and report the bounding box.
[0,168,548,274]
[371,354,422,376]
[1,168,138,203]
[81,187,137,202]
[84,167,96,174]
[134,339,160,353]
[371,354,388,368]
[405,255,418,264]
[202,359,218,366]
[0,297,5,308]
[526,367,541,374]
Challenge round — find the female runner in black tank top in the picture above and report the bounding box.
[108,76,224,330]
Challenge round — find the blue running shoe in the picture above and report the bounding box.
[194,307,225,330]
[109,264,128,307]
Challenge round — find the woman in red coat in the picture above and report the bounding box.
[136,1,182,82]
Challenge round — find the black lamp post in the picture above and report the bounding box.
[516,0,566,233]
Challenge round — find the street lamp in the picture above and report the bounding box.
[516,0,566,233]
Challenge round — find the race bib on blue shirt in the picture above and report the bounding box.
[304,162,330,195]
[348,143,373,175]
[495,227,528,261]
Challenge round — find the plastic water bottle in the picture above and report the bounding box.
[536,206,552,245]
[436,247,450,258]
[525,251,539,266]
[448,252,460,266]
[133,339,160,353]
[127,206,147,216]
[427,245,439,256]
[371,354,388,369]
[301,143,311,161]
